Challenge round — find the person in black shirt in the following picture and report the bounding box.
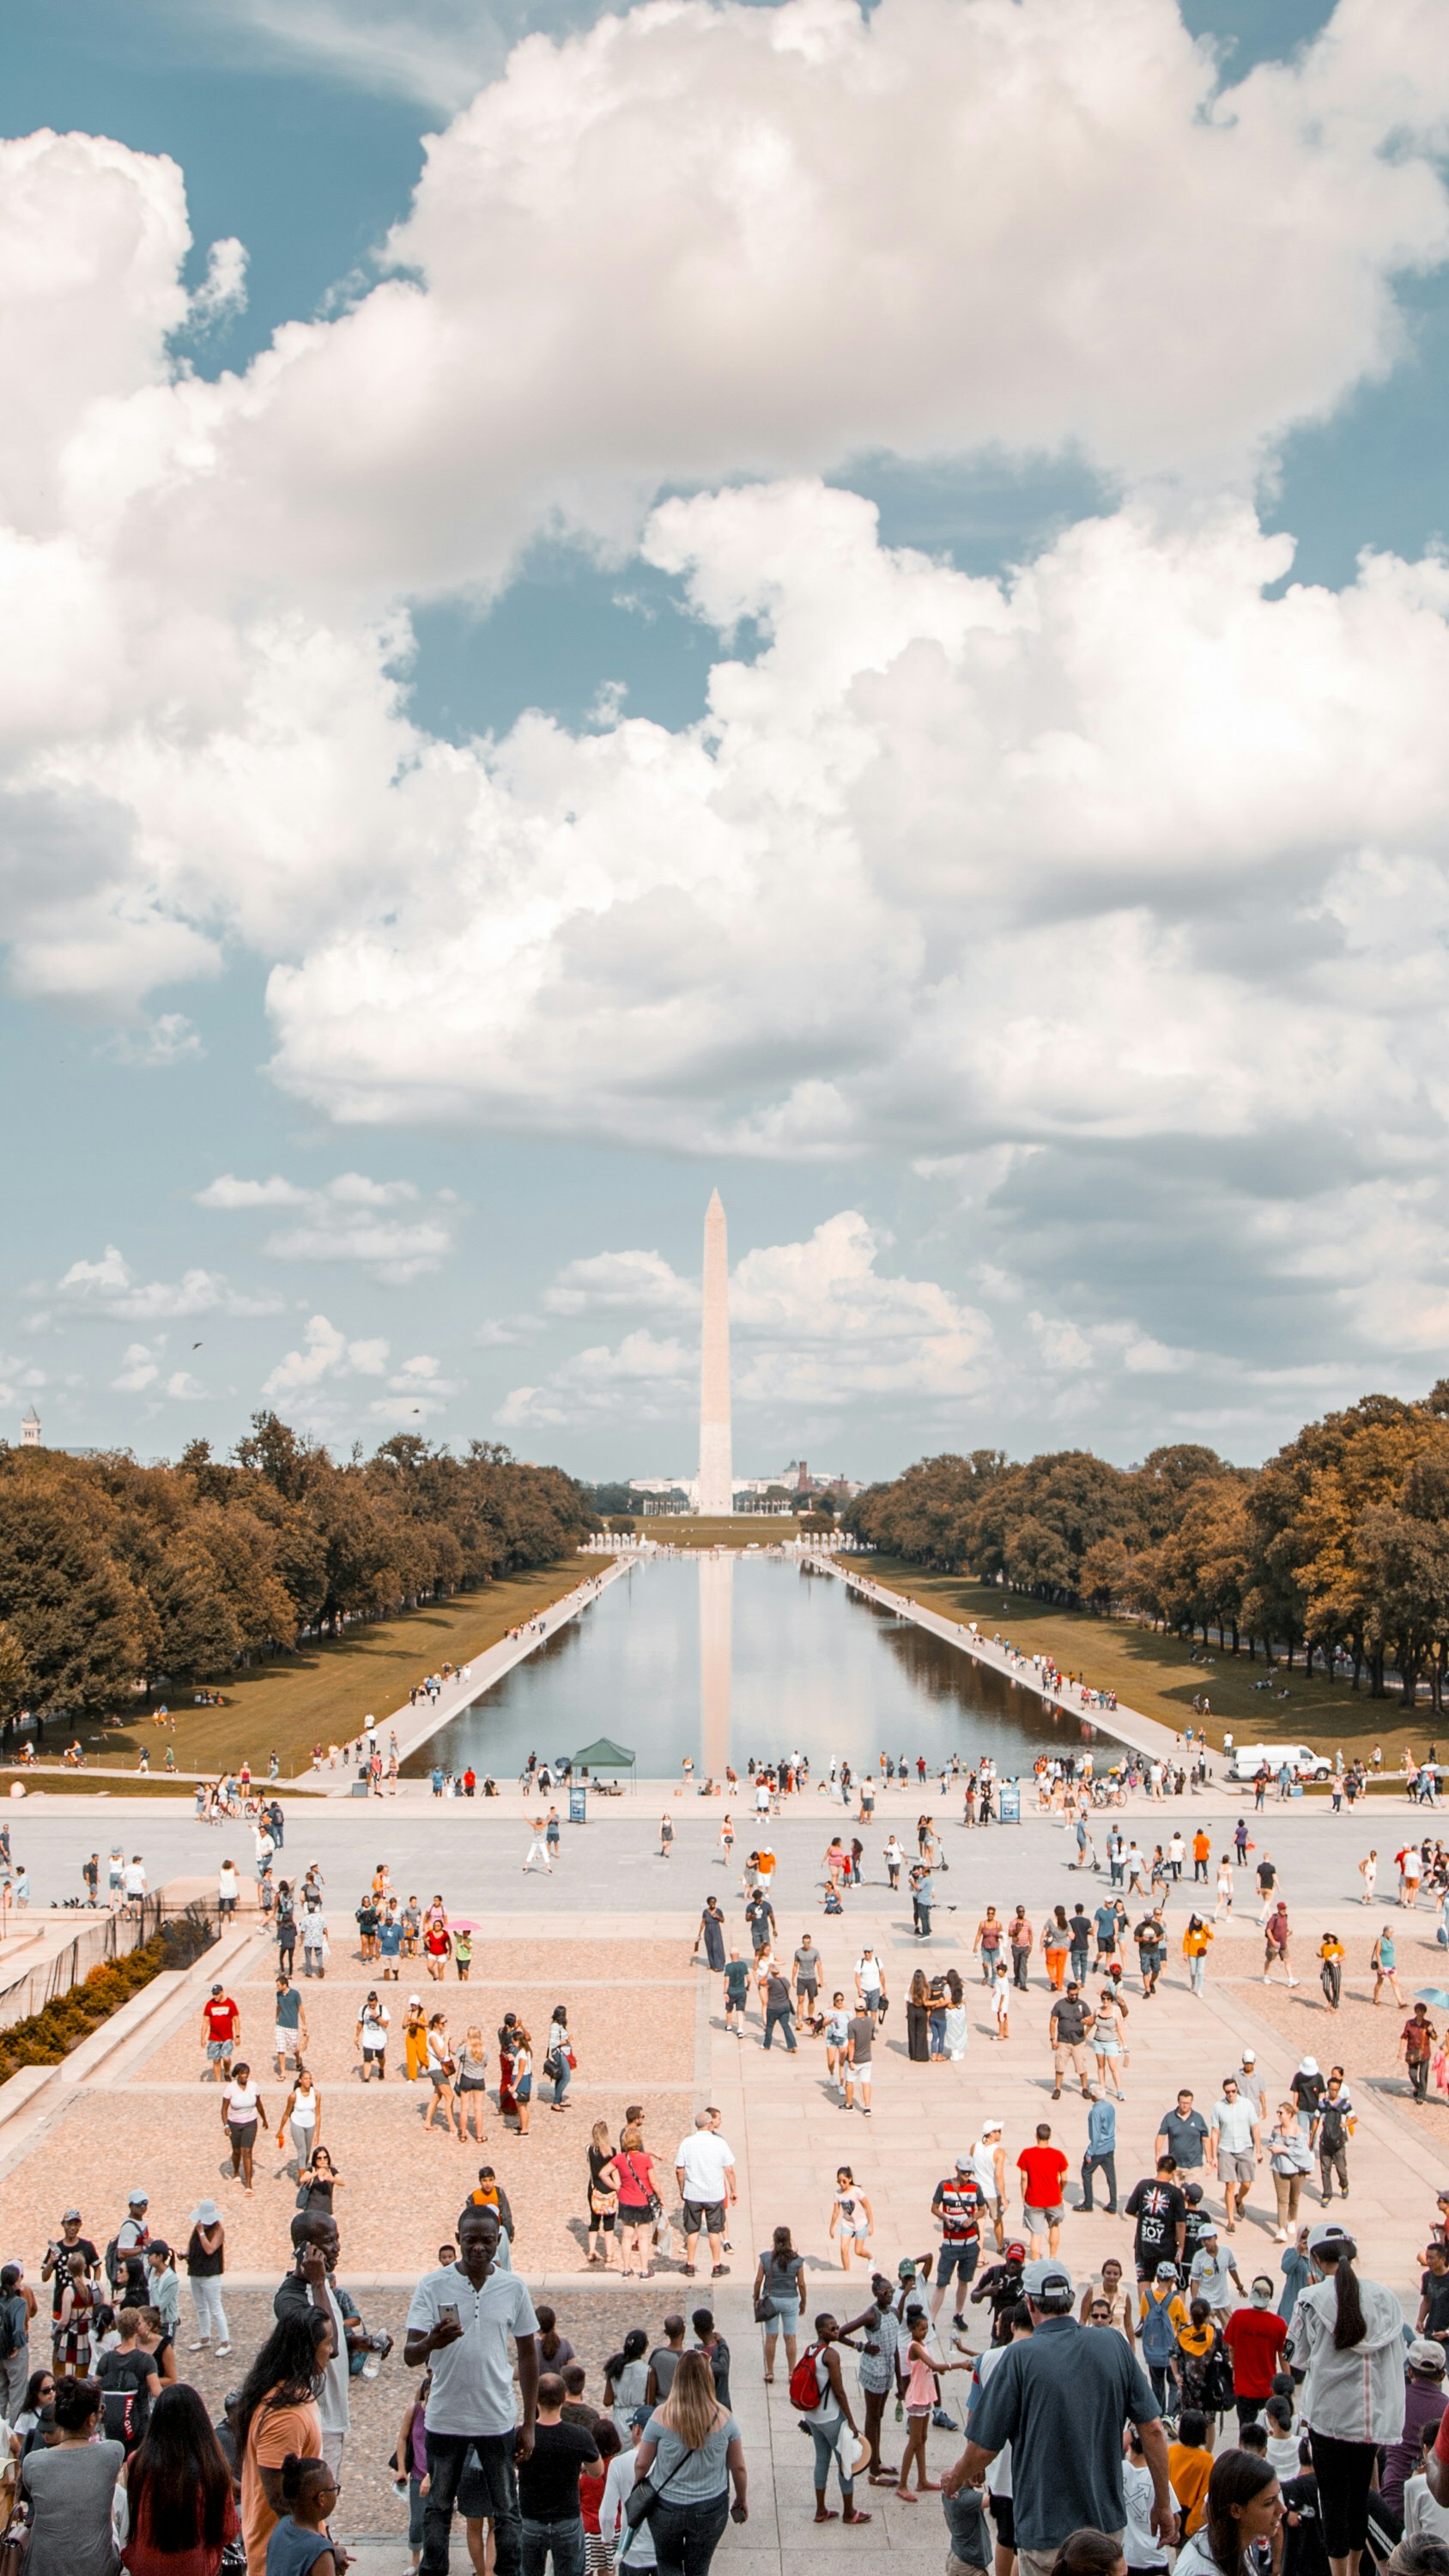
[518,2372,599,2566]
[969,2247,1027,2345]
[1180,2182,1214,2263]
[1282,2451,1331,2576]
[692,2308,731,2406]
[1068,1909,1093,1984]
[1419,2245,1449,2353]
[745,1896,775,1956]
[1124,2160,1187,2281]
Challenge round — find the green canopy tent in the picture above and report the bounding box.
[572,1735,636,1792]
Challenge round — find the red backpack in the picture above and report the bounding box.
[789,2342,824,2411]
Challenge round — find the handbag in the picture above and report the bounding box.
[623,2436,694,2532]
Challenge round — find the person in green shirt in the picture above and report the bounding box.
[723,1952,751,2035]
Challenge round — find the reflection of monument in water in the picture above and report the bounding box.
[697,1188,731,1516]
[699,1552,733,1776]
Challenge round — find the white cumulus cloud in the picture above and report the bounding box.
[56,1246,282,1320]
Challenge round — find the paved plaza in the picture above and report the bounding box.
[0,1789,1446,2567]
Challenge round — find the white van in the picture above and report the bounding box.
[1226,1741,1332,1783]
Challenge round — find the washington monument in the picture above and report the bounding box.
[698,1188,732,1515]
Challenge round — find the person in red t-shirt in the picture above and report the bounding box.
[1223,2279,1288,2427]
[200,1984,240,2081]
[1016,2123,1070,2257]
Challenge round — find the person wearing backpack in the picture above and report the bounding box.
[95,2303,160,2453]
[790,2314,872,2527]
[1138,2262,1189,2416]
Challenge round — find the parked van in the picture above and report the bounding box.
[1226,1741,1332,1783]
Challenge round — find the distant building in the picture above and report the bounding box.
[20,1406,40,1449]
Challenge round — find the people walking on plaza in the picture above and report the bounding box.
[1319,1932,1345,2011]
[1080,2084,1119,2215]
[184,2200,228,2357]
[616,2123,662,2276]
[1288,2221,1406,2576]
[844,1996,874,2112]
[1263,1902,1298,1986]
[120,2379,240,2572]
[675,2112,736,2280]
[1049,1984,1095,2099]
[201,1983,240,2083]
[896,2303,971,2497]
[587,2122,621,2269]
[795,2318,869,2527]
[1403,2002,1438,2102]
[694,1896,726,1972]
[1313,2072,1355,2201]
[1183,1915,1213,1995]
[930,2159,985,2329]
[634,2344,749,2566]
[1094,1984,1129,2099]
[403,2203,539,2576]
[840,2275,902,2482]
[753,2225,805,2382]
[356,1990,390,2081]
[943,2253,1173,2567]
[273,1972,307,2075]
[1267,2102,1313,2239]
[1372,1923,1405,2006]
[237,2308,331,2575]
[762,1963,797,2051]
[221,2061,268,2194]
[17,2371,124,2576]
[455,2027,490,2139]
[403,1996,428,2081]
[830,2168,875,2270]
[1361,1850,1379,1905]
[1017,2125,1069,2260]
[276,2066,320,2172]
[1209,2078,1263,2233]
[423,2015,459,2136]
[971,2122,1009,2249]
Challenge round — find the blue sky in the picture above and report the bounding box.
[3,0,1449,1480]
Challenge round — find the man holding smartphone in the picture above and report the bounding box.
[404,2203,539,2576]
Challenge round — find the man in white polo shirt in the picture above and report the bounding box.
[403,2203,538,2576]
[676,2111,737,2281]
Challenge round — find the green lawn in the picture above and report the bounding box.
[49,1560,592,1780]
[864,1562,1432,1763]
[621,1516,803,1546]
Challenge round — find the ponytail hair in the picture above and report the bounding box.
[280,2452,330,2503]
[1316,2233,1366,2350]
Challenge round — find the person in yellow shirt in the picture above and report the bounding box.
[1168,2406,1214,2537]
[1182,1913,1214,1996]
[1319,1931,1345,2012]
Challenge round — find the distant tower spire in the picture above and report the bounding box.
[697,1190,732,1515]
[20,1406,40,1449]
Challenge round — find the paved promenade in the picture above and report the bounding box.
[0,1805,1446,2569]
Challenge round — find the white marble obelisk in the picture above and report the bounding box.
[697,1189,732,1515]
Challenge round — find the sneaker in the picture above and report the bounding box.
[187,2341,210,2352]
[712,2264,730,2277]
[216,2343,233,2356]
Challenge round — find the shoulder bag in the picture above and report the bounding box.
[623,2433,695,2532]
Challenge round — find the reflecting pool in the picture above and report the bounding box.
[403,1553,1128,1779]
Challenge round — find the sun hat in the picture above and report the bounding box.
[191,2200,222,2226]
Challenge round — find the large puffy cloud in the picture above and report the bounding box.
[196,1171,454,1281]
[500,1211,994,1425]
[4,0,1449,606]
[260,483,1449,1176]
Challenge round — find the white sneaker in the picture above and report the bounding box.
[187,2340,210,2351]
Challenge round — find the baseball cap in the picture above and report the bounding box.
[62,2209,82,2223]
[1241,2048,1257,2063]
[1155,2262,1179,2283]
[980,2117,1002,2136]
[1307,2221,1353,2255]
[1409,2339,1447,2372]
[1005,2241,1027,2263]
[128,2190,149,2207]
[1023,2257,1073,2299]
[956,2155,973,2172]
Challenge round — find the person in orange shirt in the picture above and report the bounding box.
[1168,2406,1214,2537]
[238,2308,331,2576]
[1191,1829,1211,1885]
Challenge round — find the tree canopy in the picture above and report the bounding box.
[844,1386,1449,1705]
[0,1419,595,1717]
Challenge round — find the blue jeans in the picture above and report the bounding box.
[521,2513,585,2576]
[552,2060,572,2105]
[763,2007,797,2050]
[650,2491,730,2574]
[421,2430,521,2576]
[810,2414,856,2501]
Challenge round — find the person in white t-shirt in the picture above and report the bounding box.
[674,2113,737,2280]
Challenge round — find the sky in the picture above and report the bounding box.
[4,0,1449,1485]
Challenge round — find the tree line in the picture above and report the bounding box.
[0,1417,596,1719]
[843,1383,1449,1708]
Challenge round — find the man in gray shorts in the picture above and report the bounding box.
[675,2112,737,2280]
[845,2005,875,2114]
[1208,2075,1263,2232]
[274,1973,309,2076]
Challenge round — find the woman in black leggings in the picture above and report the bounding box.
[1288,2222,1407,2576]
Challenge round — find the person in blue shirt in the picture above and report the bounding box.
[1093,1904,1119,1969]
[1080,2087,1119,2215]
